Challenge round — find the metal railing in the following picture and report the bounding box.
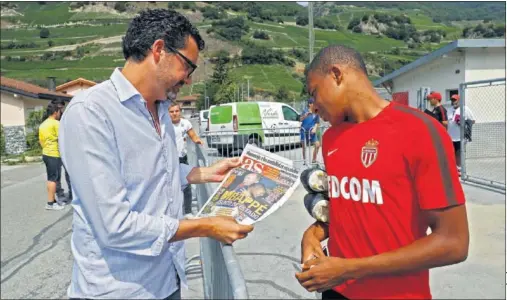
[185,120,331,299]
[185,138,249,299]
[459,78,506,192]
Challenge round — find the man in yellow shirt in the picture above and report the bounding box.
[39,102,66,210]
[52,99,73,202]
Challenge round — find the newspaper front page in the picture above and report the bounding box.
[196,144,301,225]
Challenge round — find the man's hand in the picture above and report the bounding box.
[169,215,253,243]
[208,216,254,244]
[187,158,241,184]
[310,127,316,134]
[295,256,355,293]
[196,139,203,145]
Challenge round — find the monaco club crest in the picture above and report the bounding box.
[361,139,379,168]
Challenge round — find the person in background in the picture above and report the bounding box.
[447,94,476,173]
[59,9,253,299]
[300,98,321,165]
[51,99,73,202]
[296,44,469,300]
[39,102,67,210]
[424,92,448,128]
[169,102,203,219]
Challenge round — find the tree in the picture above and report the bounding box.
[347,18,361,30]
[253,30,270,40]
[214,81,238,104]
[167,2,180,9]
[494,25,505,37]
[202,6,225,20]
[25,110,45,151]
[296,15,309,26]
[114,2,127,13]
[211,55,230,85]
[300,64,310,96]
[275,86,290,103]
[39,28,50,39]
[212,17,250,41]
[47,40,54,47]
[76,46,85,58]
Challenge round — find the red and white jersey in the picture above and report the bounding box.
[322,102,466,299]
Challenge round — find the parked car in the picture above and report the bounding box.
[206,102,300,155]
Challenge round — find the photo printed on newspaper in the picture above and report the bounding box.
[196,144,301,225]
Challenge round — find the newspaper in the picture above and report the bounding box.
[196,144,301,225]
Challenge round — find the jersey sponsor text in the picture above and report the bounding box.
[327,175,384,205]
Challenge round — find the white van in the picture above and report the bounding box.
[206,102,301,155]
[199,109,209,137]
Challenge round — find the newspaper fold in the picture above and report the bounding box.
[196,144,301,225]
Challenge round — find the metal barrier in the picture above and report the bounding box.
[201,125,331,170]
[185,139,249,299]
[185,120,331,299]
[459,78,506,192]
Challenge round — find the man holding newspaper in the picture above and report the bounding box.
[296,45,469,299]
[59,10,253,300]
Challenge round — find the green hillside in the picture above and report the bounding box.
[0,1,504,104]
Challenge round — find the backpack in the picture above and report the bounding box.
[464,119,473,142]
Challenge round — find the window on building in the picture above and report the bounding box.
[183,101,191,106]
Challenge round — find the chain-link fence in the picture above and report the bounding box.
[459,78,505,191]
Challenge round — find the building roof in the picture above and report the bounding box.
[0,76,72,101]
[56,77,96,91]
[176,94,200,101]
[373,39,506,87]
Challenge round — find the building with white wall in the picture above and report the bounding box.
[55,77,96,96]
[374,39,506,165]
[373,39,505,110]
[1,76,72,154]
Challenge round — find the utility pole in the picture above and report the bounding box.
[244,76,252,101]
[204,59,207,105]
[308,2,314,64]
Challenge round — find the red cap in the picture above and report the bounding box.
[451,94,460,101]
[427,92,442,102]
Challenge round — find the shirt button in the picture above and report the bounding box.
[169,198,173,203]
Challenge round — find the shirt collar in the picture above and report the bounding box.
[110,68,142,103]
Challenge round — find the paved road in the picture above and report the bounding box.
[1,162,505,299]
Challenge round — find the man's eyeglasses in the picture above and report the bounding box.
[166,46,197,78]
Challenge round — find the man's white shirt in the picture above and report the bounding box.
[447,105,476,141]
[173,118,193,157]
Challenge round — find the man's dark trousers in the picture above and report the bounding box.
[179,155,192,215]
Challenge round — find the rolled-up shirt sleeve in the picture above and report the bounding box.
[60,101,179,256]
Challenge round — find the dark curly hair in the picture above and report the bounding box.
[122,9,205,62]
[45,102,61,118]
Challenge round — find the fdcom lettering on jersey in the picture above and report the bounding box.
[327,176,384,205]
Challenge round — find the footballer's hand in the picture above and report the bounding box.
[296,256,355,293]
